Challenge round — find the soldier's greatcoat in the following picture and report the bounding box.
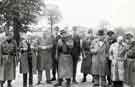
[0,39,17,80]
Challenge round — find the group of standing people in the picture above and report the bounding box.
[0,26,135,87]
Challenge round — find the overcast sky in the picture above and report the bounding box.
[40,0,135,28]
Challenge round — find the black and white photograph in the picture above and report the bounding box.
[0,0,135,87]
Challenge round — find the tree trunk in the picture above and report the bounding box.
[13,17,20,47]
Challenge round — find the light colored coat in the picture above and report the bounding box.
[0,40,17,80]
[109,42,126,81]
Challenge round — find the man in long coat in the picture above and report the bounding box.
[109,36,126,87]
[37,31,53,84]
[0,33,17,87]
[91,30,109,87]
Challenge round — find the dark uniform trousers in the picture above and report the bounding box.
[72,55,79,82]
[23,56,33,87]
[23,43,33,87]
[52,53,58,80]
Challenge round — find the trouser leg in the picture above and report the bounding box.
[72,59,78,82]
[82,73,87,82]
[28,57,33,86]
[52,59,58,80]
[107,60,112,85]
[0,81,5,87]
[38,70,42,83]
[23,73,27,87]
[66,78,71,87]
[7,80,12,87]
[46,69,51,81]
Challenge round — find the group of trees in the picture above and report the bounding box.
[0,0,45,45]
[0,0,62,45]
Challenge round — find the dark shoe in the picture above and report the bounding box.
[54,82,62,87]
[36,81,41,85]
[50,78,56,81]
[46,80,52,84]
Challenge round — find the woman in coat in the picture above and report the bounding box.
[81,29,94,83]
[124,33,135,87]
[109,36,126,87]
[0,33,17,87]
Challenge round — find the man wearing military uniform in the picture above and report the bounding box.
[0,32,17,87]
